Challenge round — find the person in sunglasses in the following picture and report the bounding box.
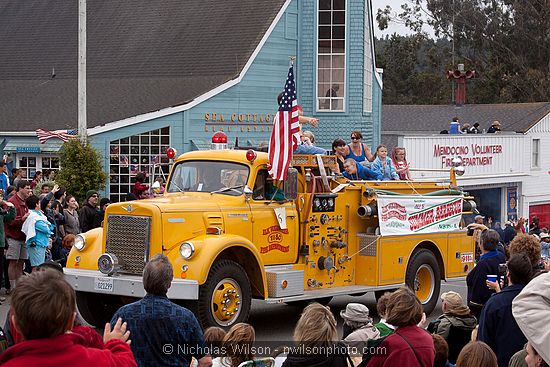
[345,131,374,165]
[79,190,100,233]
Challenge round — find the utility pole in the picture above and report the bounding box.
[78,0,87,142]
[451,0,455,105]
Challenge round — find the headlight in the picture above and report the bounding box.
[98,253,120,276]
[74,234,86,251]
[179,242,195,259]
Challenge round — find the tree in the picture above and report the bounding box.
[376,0,550,103]
[56,139,107,204]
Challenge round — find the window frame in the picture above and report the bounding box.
[532,138,540,169]
[316,0,347,113]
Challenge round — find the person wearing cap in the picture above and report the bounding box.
[427,291,477,364]
[487,120,501,133]
[79,190,99,233]
[504,220,517,245]
[340,303,380,350]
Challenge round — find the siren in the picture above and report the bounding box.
[465,70,476,79]
[166,147,177,159]
[245,149,257,162]
[211,131,228,150]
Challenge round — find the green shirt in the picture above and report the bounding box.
[0,206,16,248]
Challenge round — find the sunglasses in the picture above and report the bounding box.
[91,194,99,198]
[351,137,360,140]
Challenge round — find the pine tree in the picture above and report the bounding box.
[56,139,107,204]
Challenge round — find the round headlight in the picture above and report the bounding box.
[74,234,86,251]
[179,242,195,259]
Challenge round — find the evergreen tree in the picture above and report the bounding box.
[56,139,107,204]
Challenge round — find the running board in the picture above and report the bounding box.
[264,284,404,304]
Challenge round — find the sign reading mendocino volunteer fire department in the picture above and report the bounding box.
[377,195,463,235]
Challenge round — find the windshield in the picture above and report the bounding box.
[167,160,249,196]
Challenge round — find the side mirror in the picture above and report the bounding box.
[243,186,253,201]
[284,168,298,201]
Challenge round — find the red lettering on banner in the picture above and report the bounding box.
[408,210,435,231]
[434,199,462,222]
[380,202,407,221]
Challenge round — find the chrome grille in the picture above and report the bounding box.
[106,215,151,274]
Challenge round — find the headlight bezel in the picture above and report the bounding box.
[74,234,86,251]
[179,242,195,259]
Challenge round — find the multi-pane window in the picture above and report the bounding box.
[317,0,346,112]
[17,155,59,179]
[109,127,171,202]
[532,139,540,168]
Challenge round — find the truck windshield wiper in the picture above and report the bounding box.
[210,185,244,194]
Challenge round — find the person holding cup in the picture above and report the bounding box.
[466,229,506,319]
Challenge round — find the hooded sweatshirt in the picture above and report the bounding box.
[0,332,136,367]
[433,310,477,339]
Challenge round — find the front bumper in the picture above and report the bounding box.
[64,268,199,300]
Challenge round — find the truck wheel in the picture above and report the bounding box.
[76,291,123,327]
[405,249,441,315]
[198,260,252,328]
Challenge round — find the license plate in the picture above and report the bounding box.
[461,252,474,263]
[94,277,114,292]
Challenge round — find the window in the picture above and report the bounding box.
[532,139,540,168]
[109,127,171,202]
[317,0,346,112]
[17,155,59,179]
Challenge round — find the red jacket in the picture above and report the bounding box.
[4,193,27,241]
[0,333,137,367]
[367,325,435,367]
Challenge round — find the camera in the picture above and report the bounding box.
[467,227,475,236]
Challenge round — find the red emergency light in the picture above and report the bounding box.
[245,149,257,162]
[212,131,228,144]
[166,147,177,159]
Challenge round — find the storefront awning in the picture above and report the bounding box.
[2,137,64,153]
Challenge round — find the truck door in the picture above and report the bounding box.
[248,168,298,265]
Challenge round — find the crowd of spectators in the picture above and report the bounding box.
[0,173,113,296]
[1,230,550,367]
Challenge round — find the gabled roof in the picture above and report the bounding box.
[382,103,550,134]
[0,0,286,132]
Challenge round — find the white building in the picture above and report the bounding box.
[382,103,550,228]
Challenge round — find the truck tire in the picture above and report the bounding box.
[76,291,123,327]
[198,260,252,328]
[405,249,441,315]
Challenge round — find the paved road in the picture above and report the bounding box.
[0,278,467,341]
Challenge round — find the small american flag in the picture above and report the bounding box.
[268,65,300,181]
[35,129,78,144]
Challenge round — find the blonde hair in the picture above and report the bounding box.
[222,323,255,366]
[302,130,315,144]
[456,341,497,367]
[293,303,337,347]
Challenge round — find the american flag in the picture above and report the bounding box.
[35,129,78,144]
[268,65,300,181]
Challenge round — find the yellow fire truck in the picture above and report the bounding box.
[64,134,476,328]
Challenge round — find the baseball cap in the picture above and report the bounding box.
[474,215,485,221]
[441,291,464,309]
[540,233,550,240]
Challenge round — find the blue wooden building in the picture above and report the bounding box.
[0,0,382,202]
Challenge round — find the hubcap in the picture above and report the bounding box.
[414,265,435,304]
[211,278,242,326]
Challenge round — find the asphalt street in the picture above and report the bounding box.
[0,278,467,341]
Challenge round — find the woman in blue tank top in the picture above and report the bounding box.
[345,130,374,163]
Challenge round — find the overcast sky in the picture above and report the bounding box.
[371,0,435,38]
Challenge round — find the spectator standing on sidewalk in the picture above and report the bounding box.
[110,254,211,367]
[79,190,99,233]
[0,193,15,297]
[4,180,31,290]
[63,195,80,235]
[477,253,532,367]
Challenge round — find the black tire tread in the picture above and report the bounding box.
[405,249,441,315]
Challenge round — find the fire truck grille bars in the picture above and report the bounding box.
[106,215,152,274]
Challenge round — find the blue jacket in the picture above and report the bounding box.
[466,250,506,306]
[343,163,382,181]
[477,284,527,367]
[0,173,8,193]
[371,157,399,180]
